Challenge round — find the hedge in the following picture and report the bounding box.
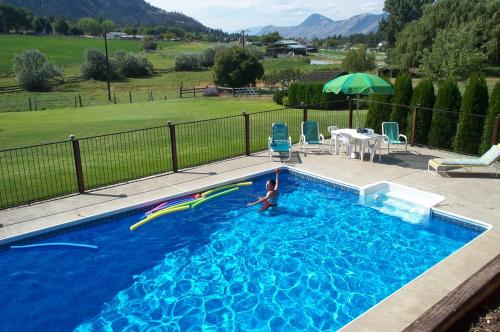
[288,82,347,109]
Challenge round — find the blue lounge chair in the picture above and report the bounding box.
[268,122,292,161]
[299,121,325,155]
[428,143,500,176]
[382,122,407,153]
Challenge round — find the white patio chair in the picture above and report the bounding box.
[327,125,339,154]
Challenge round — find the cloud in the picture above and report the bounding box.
[148,0,384,32]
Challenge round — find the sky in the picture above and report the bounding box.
[147,0,385,32]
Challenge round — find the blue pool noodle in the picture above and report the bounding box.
[10,242,98,250]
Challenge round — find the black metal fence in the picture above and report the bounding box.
[1,99,498,210]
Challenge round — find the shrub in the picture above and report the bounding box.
[407,79,435,145]
[141,36,157,51]
[287,82,346,109]
[200,47,216,67]
[273,90,286,105]
[282,96,290,107]
[479,81,500,153]
[390,74,413,134]
[213,46,264,88]
[12,49,62,91]
[113,50,153,78]
[428,78,462,149]
[81,48,117,80]
[365,94,393,132]
[174,52,201,71]
[454,75,489,155]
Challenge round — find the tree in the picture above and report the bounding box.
[407,78,435,145]
[379,0,434,47]
[454,75,489,155]
[100,19,115,34]
[365,94,393,132]
[77,17,100,36]
[0,4,32,33]
[12,49,62,91]
[260,32,282,44]
[428,78,462,149]
[54,17,70,34]
[479,81,500,154]
[141,36,157,51]
[199,47,216,67]
[419,25,488,81]
[81,48,116,80]
[390,74,413,134]
[341,46,375,72]
[213,46,264,87]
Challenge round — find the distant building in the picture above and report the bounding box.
[266,39,307,57]
[106,32,143,40]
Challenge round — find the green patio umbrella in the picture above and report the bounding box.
[323,73,393,128]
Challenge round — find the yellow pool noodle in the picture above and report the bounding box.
[201,181,252,198]
[192,187,240,208]
[130,205,190,231]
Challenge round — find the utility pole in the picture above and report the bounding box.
[241,29,248,48]
[103,31,112,102]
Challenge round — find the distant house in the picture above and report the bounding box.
[266,39,307,57]
[106,32,128,39]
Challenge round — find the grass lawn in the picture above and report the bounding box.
[0,97,278,149]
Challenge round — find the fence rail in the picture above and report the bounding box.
[0,100,498,210]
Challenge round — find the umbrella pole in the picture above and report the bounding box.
[356,94,360,128]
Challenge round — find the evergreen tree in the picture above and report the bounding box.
[407,78,435,145]
[428,78,461,149]
[454,75,489,154]
[365,94,393,132]
[390,74,413,134]
[479,81,500,153]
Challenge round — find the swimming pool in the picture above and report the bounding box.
[0,169,487,331]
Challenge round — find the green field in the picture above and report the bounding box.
[0,97,281,149]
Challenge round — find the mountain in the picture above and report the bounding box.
[1,0,209,30]
[255,13,385,39]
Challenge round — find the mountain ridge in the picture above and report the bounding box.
[0,0,209,31]
[254,13,385,38]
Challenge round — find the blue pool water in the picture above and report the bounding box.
[0,170,484,331]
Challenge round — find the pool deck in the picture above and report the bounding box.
[1,146,499,331]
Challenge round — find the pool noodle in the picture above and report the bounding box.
[130,205,190,231]
[192,187,240,208]
[146,197,194,215]
[201,182,252,197]
[11,243,98,250]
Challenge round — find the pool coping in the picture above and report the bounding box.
[0,165,494,331]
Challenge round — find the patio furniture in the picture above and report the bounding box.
[299,121,325,155]
[382,122,407,153]
[367,136,384,162]
[327,126,339,154]
[330,128,384,162]
[268,122,292,161]
[338,133,353,159]
[428,144,500,176]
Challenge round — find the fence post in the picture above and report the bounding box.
[113,92,116,104]
[79,95,82,107]
[243,111,251,156]
[492,116,500,145]
[168,121,178,173]
[348,97,353,129]
[34,98,38,111]
[70,135,85,194]
[74,96,77,108]
[411,105,418,147]
[129,91,132,103]
[179,85,183,98]
[193,87,196,97]
[301,102,308,122]
[150,91,154,101]
[28,97,32,111]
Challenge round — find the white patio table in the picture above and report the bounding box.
[330,128,384,162]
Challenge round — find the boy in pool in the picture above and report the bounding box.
[248,169,280,210]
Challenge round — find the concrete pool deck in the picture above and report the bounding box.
[1,146,499,331]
